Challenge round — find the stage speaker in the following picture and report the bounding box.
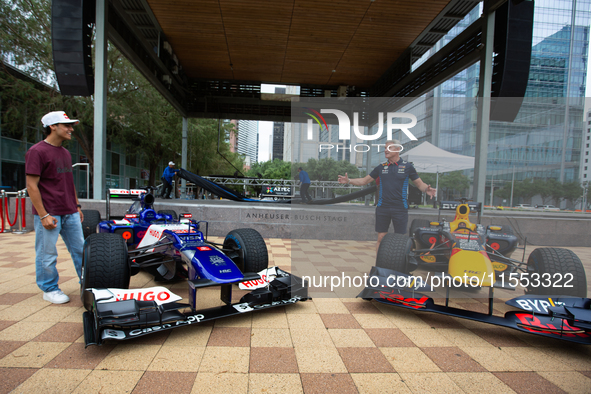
[490,0,534,122]
[52,0,95,96]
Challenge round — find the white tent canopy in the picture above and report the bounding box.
[401,141,475,201]
[401,141,475,173]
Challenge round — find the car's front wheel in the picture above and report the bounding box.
[81,233,130,309]
[376,233,414,274]
[526,247,587,297]
[223,228,269,273]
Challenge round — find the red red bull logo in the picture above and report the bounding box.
[515,313,589,338]
[379,291,429,309]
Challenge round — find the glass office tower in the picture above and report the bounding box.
[367,0,591,193]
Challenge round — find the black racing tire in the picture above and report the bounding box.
[223,228,269,273]
[81,209,101,239]
[409,219,431,237]
[376,233,414,274]
[158,210,178,221]
[526,247,587,297]
[81,233,130,309]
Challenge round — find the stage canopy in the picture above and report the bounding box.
[401,141,475,173]
[401,141,475,200]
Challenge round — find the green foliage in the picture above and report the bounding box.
[294,158,360,182]
[106,52,181,185]
[0,0,54,80]
[543,178,562,206]
[1,0,242,186]
[511,178,537,203]
[428,171,470,199]
[248,157,361,182]
[562,181,582,208]
[494,184,511,200]
[187,119,243,176]
[585,182,591,207]
[549,179,564,206]
[418,173,436,186]
[494,178,582,207]
[247,160,291,179]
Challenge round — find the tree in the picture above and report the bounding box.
[512,178,537,204]
[562,181,582,209]
[247,160,291,180]
[187,119,243,176]
[0,0,55,81]
[106,54,181,185]
[1,0,242,188]
[295,158,360,182]
[418,173,436,187]
[439,171,470,200]
[545,178,563,206]
[495,184,511,201]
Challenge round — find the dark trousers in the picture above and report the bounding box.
[161,178,173,198]
[375,206,408,233]
[301,183,312,202]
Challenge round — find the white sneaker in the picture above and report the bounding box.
[43,290,70,304]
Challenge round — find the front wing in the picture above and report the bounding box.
[83,273,309,347]
[358,266,591,344]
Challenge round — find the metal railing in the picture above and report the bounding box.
[72,163,90,199]
[203,176,363,189]
[193,176,367,201]
[0,189,28,234]
[165,176,368,200]
[202,176,365,190]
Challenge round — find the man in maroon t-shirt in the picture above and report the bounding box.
[25,111,85,304]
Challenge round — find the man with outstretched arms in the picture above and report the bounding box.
[338,140,436,251]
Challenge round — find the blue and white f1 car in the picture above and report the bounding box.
[81,188,309,347]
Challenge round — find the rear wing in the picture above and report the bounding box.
[106,189,146,220]
[438,200,482,223]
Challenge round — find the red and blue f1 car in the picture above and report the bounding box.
[81,188,309,347]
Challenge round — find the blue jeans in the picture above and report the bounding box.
[34,212,84,292]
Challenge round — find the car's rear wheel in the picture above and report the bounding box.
[158,210,178,220]
[376,233,414,274]
[81,233,130,309]
[81,210,101,239]
[223,228,268,273]
[409,218,431,237]
[526,247,587,297]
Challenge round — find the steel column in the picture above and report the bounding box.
[181,117,188,199]
[93,0,108,200]
[473,7,495,204]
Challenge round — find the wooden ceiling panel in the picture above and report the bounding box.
[145,0,454,87]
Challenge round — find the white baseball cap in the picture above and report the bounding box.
[168,161,175,166]
[41,111,79,127]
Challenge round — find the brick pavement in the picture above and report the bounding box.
[0,231,590,393]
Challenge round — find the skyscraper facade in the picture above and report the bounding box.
[583,109,591,182]
[366,0,591,197]
[236,120,259,164]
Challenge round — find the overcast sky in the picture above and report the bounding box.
[257,84,282,162]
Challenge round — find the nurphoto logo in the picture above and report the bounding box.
[304,107,418,153]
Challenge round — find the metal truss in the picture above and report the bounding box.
[203,177,364,190]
